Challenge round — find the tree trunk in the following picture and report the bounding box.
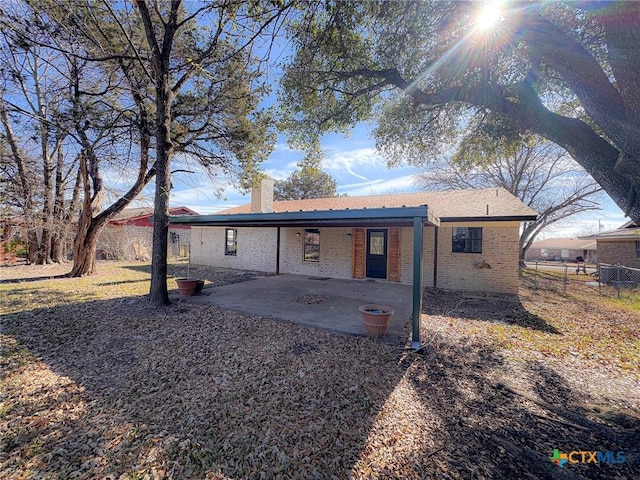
[34,55,55,265]
[68,154,95,276]
[68,224,99,276]
[26,229,38,264]
[67,159,109,277]
[148,83,173,306]
[51,138,68,264]
[139,0,180,306]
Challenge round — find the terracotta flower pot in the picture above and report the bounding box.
[359,304,395,337]
[176,278,200,296]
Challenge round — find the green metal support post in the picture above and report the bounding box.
[412,216,424,349]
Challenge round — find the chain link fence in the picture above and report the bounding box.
[598,263,640,297]
[526,261,640,299]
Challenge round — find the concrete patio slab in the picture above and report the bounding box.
[179,274,413,341]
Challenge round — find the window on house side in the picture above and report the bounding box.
[225,228,237,256]
[636,240,640,259]
[541,248,548,257]
[452,227,482,253]
[304,228,320,262]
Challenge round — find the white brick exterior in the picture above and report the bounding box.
[190,226,278,272]
[190,221,521,295]
[431,222,520,295]
[280,227,353,277]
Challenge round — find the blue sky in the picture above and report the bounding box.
[163,122,628,239]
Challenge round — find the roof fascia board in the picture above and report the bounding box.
[168,206,439,227]
[440,215,538,222]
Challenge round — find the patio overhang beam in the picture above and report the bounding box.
[168,206,439,228]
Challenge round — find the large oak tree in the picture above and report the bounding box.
[281,1,640,223]
[416,136,603,262]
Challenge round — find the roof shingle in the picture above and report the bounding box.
[221,187,537,220]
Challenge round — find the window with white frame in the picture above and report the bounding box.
[304,229,320,262]
[225,228,237,256]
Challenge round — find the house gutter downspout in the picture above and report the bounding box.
[433,226,438,291]
[412,216,424,350]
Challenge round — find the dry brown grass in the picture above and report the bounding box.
[1,262,638,479]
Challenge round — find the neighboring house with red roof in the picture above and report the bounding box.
[98,206,198,260]
[525,238,597,263]
[590,221,640,268]
[170,179,537,296]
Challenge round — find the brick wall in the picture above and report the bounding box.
[190,226,278,272]
[435,223,520,295]
[597,240,640,268]
[190,222,521,295]
[280,227,353,278]
[395,222,519,295]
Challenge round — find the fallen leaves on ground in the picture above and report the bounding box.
[1,263,638,479]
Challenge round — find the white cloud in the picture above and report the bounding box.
[273,142,300,153]
[262,161,298,180]
[323,147,388,181]
[340,174,418,196]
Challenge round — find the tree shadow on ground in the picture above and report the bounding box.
[1,286,98,312]
[423,288,561,334]
[122,263,267,289]
[96,279,150,287]
[1,297,407,479]
[405,332,639,479]
[3,293,638,479]
[0,273,69,284]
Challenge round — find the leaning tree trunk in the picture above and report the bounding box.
[67,154,154,277]
[68,224,101,276]
[68,155,98,276]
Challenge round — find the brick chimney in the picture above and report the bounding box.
[250,177,275,213]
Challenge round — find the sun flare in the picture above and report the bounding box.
[475,2,503,32]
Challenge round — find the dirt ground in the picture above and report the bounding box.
[1,262,638,479]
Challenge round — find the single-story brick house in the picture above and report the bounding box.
[98,206,198,260]
[170,180,536,347]
[591,221,640,268]
[525,237,597,263]
[171,180,537,296]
